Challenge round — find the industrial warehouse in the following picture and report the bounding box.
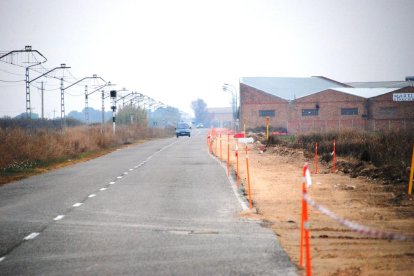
[239,76,414,133]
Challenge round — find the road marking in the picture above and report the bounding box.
[0,256,5,262]
[134,165,138,168]
[100,188,107,191]
[210,151,248,211]
[129,168,133,171]
[117,176,122,179]
[123,172,128,175]
[24,232,39,240]
[73,203,83,207]
[109,181,115,185]
[54,215,65,221]
[88,194,96,198]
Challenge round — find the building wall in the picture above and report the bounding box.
[367,86,414,132]
[240,84,414,133]
[289,89,367,133]
[240,83,289,130]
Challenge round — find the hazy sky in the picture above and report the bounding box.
[0,0,413,118]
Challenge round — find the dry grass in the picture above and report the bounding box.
[0,124,172,177]
[265,130,414,184]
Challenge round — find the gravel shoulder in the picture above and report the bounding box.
[213,138,414,276]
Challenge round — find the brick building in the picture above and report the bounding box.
[239,77,414,133]
[207,107,232,128]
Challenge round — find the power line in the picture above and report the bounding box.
[0,68,25,76]
[0,79,25,82]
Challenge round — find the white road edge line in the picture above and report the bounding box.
[210,151,248,211]
[54,215,65,221]
[24,232,39,240]
[73,203,83,207]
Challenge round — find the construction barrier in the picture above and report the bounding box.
[332,138,336,172]
[245,144,253,209]
[227,133,230,177]
[408,144,414,194]
[314,143,318,174]
[304,162,414,241]
[299,164,312,276]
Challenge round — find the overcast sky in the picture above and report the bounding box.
[0,0,413,118]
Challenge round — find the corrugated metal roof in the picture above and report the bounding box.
[207,107,232,114]
[240,76,347,100]
[332,88,400,98]
[346,81,412,88]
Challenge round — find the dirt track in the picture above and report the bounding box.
[212,137,414,276]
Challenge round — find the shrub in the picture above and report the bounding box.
[0,124,170,172]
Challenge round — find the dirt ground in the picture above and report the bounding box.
[211,137,414,276]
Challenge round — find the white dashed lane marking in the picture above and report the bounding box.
[53,215,65,221]
[0,256,5,262]
[117,176,122,179]
[88,194,96,198]
[24,232,39,240]
[73,203,83,207]
[109,181,115,185]
[100,188,107,191]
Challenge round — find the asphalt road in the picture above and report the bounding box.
[0,129,296,275]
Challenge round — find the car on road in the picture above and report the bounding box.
[175,122,191,138]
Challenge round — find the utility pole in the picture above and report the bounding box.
[84,85,88,124]
[61,74,105,129]
[60,77,65,128]
[0,46,47,118]
[101,90,105,133]
[41,81,44,119]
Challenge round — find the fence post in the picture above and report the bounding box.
[236,143,240,186]
[300,164,312,275]
[332,138,336,173]
[246,145,252,209]
[227,132,230,177]
[314,142,318,174]
[409,144,414,194]
[220,133,222,161]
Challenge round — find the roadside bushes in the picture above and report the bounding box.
[0,124,171,172]
[264,130,414,183]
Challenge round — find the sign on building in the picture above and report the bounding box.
[393,93,414,102]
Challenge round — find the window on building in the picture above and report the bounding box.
[341,108,358,115]
[302,109,319,116]
[379,107,397,116]
[259,110,276,117]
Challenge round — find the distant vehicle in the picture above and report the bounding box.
[175,122,191,138]
[196,123,204,128]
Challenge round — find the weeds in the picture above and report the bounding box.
[0,124,172,174]
[265,130,414,183]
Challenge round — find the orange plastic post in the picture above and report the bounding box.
[215,133,218,156]
[246,145,252,209]
[303,186,312,276]
[236,144,240,186]
[408,144,414,194]
[227,144,230,177]
[220,134,222,161]
[299,180,305,268]
[314,143,318,174]
[300,164,312,275]
[266,116,270,142]
[332,138,336,173]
